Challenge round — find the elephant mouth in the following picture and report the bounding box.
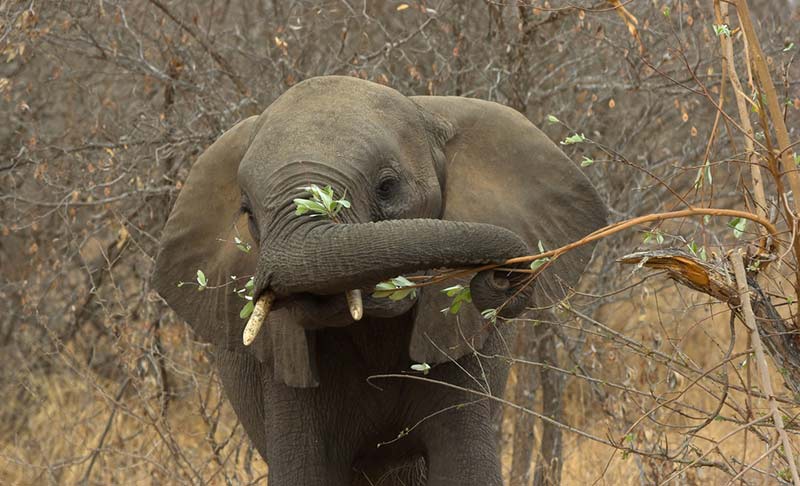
[240,217,536,346]
[280,289,418,325]
[243,287,418,345]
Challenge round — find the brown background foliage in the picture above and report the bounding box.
[1,0,799,484]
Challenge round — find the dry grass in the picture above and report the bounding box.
[4,281,795,485]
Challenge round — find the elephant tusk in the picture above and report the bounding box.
[346,289,363,321]
[243,291,274,346]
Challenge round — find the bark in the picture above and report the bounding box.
[532,323,564,486]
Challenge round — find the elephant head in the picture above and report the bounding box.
[152,76,607,386]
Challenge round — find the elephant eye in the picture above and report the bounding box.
[240,196,260,243]
[376,176,398,199]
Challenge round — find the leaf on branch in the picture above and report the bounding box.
[440,284,472,315]
[560,133,586,145]
[713,24,732,37]
[234,236,251,253]
[294,184,351,219]
[373,276,417,301]
[410,362,431,374]
[196,269,207,290]
[530,258,550,271]
[728,218,747,239]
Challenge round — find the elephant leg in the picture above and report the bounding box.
[420,399,502,486]
[266,457,351,486]
[262,382,359,486]
[211,346,268,461]
[214,346,357,485]
[413,328,513,486]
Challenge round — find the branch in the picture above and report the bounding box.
[713,1,769,238]
[402,207,780,292]
[731,251,800,486]
[619,248,800,397]
[147,0,248,96]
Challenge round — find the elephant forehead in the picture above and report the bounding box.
[259,77,425,143]
[238,116,399,182]
[238,79,433,178]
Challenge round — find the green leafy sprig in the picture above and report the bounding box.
[294,184,351,220]
[373,276,417,301]
[440,284,472,315]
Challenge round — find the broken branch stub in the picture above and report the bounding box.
[619,249,800,397]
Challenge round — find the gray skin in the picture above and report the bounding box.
[153,76,607,485]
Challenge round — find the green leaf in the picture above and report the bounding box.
[240,300,255,319]
[794,153,800,166]
[411,363,431,374]
[783,42,795,52]
[481,308,498,324]
[375,281,398,291]
[712,24,731,37]
[317,186,334,210]
[373,276,417,300]
[538,240,546,253]
[530,257,550,271]
[295,185,351,219]
[703,215,711,225]
[196,269,207,290]
[293,198,327,216]
[662,6,670,17]
[728,217,747,238]
[392,276,415,287]
[546,114,560,124]
[234,236,251,253]
[580,156,594,167]
[643,230,664,244]
[442,284,465,297]
[389,288,415,301]
[694,160,712,188]
[441,285,472,314]
[687,242,706,260]
[560,133,586,145]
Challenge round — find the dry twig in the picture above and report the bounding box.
[731,250,800,486]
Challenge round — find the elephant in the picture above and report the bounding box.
[152,76,607,485]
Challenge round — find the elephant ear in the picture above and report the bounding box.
[152,116,317,386]
[408,97,608,364]
[153,116,263,354]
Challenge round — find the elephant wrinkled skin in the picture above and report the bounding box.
[152,76,607,485]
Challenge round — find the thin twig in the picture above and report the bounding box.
[147,0,248,96]
[80,377,131,485]
[714,1,768,238]
[731,250,800,486]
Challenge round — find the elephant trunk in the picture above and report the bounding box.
[258,218,534,314]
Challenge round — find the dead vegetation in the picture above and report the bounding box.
[1,0,799,484]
